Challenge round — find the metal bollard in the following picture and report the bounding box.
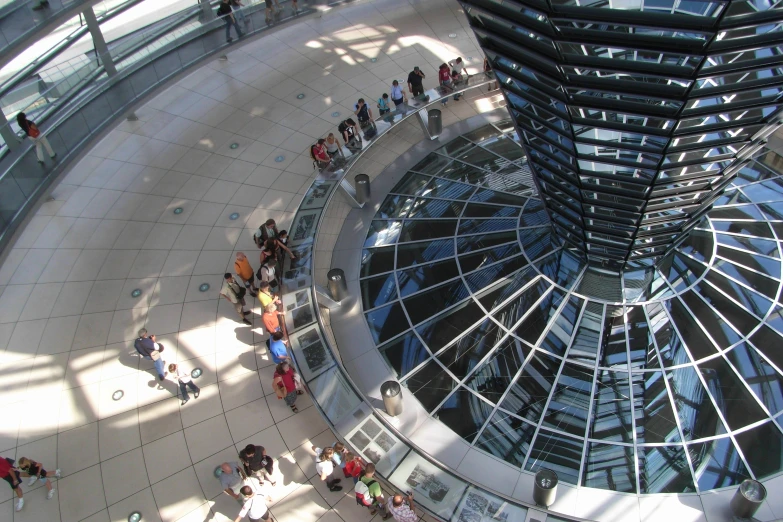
[327,268,348,301]
[355,174,370,205]
[380,381,403,416]
[427,108,442,137]
[730,479,767,519]
[532,468,558,507]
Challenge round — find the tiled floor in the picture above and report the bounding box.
[0,0,483,520]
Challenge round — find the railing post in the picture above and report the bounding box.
[0,110,20,152]
[82,6,118,77]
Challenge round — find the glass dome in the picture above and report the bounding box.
[360,120,783,495]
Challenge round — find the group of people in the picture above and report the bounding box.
[218,444,276,521]
[218,0,299,43]
[309,60,470,170]
[1,456,60,512]
[314,442,418,521]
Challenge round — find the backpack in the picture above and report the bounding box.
[354,479,377,507]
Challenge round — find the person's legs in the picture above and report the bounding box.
[186,380,200,397]
[31,137,45,162]
[284,390,298,412]
[39,135,55,157]
[179,380,191,402]
[224,18,232,41]
[153,357,166,379]
[234,20,243,37]
[5,472,23,511]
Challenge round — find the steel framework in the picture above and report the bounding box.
[461,0,783,270]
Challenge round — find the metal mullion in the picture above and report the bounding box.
[520,301,599,472]
[672,292,729,358]
[468,337,542,446]
[713,254,780,281]
[697,276,765,325]
[572,302,602,487]
[713,238,783,262]
[641,304,699,492]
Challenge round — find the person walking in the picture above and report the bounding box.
[390,80,407,110]
[484,57,499,91]
[217,0,243,43]
[234,483,271,521]
[407,67,426,98]
[273,361,300,413]
[235,252,258,296]
[219,462,249,501]
[221,273,251,325]
[325,133,342,159]
[168,363,200,405]
[387,492,417,522]
[134,328,167,381]
[230,0,248,24]
[17,457,59,500]
[239,445,276,486]
[315,447,342,492]
[356,463,391,519]
[17,112,56,164]
[1,457,25,511]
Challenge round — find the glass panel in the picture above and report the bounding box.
[407,198,465,219]
[403,360,458,412]
[392,173,432,194]
[734,421,783,479]
[668,366,726,441]
[436,388,494,443]
[525,430,584,486]
[697,356,768,430]
[378,195,414,218]
[632,372,681,444]
[456,230,518,252]
[400,219,457,242]
[540,295,583,357]
[416,301,486,353]
[422,177,475,200]
[583,443,637,493]
[397,259,460,297]
[475,411,536,467]
[463,203,522,218]
[360,274,398,310]
[667,297,718,361]
[396,239,454,268]
[591,370,634,442]
[365,303,409,345]
[601,307,628,368]
[514,288,567,345]
[379,331,430,379]
[493,279,550,330]
[459,243,522,273]
[680,290,742,348]
[360,247,395,277]
[542,363,594,436]
[365,220,402,247]
[465,336,531,404]
[688,438,751,491]
[403,280,471,325]
[568,302,603,364]
[725,342,783,415]
[500,351,562,424]
[638,446,696,494]
[437,319,505,379]
[646,302,691,367]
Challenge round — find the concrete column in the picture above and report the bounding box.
[200,0,216,23]
[0,110,20,152]
[82,7,118,77]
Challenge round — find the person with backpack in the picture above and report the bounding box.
[17,112,56,164]
[134,328,167,381]
[310,139,331,169]
[355,463,391,519]
[217,0,243,43]
[257,258,279,291]
[355,99,377,140]
[338,118,362,152]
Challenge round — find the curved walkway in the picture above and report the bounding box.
[0,0,488,521]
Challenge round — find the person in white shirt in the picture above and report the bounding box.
[168,364,200,405]
[233,483,271,521]
[315,447,343,492]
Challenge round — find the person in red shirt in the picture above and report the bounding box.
[273,361,299,413]
[438,63,452,106]
[343,452,364,484]
[0,457,25,512]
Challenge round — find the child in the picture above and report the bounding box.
[169,363,200,405]
[17,457,59,500]
[377,94,390,115]
[343,452,364,484]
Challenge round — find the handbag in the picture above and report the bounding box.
[28,124,40,138]
[236,286,246,300]
[150,350,161,361]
